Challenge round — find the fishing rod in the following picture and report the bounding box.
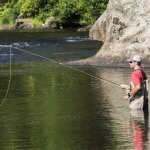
[0,45,122,107]
[12,46,121,87]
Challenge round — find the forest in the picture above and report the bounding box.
[0,0,108,27]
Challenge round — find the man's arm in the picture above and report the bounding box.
[130,84,141,97]
[124,84,141,100]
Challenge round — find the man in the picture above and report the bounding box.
[120,55,148,110]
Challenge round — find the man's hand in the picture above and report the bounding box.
[124,95,129,100]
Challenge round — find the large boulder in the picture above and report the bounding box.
[89,0,150,65]
[15,18,35,29]
[42,17,60,29]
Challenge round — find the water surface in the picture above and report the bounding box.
[0,30,150,150]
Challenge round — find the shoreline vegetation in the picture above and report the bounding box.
[0,0,108,31]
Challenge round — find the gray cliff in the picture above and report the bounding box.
[68,0,150,66]
[89,0,150,65]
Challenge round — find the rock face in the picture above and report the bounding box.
[89,0,150,65]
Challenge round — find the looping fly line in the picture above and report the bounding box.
[0,46,11,107]
[0,45,122,107]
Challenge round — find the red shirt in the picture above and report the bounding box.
[131,69,144,86]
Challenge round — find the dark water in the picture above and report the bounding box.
[0,30,150,150]
[0,29,100,63]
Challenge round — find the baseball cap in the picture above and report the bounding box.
[127,55,142,62]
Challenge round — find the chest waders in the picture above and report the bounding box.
[129,80,148,110]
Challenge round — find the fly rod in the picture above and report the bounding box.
[0,45,122,107]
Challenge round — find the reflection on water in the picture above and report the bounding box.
[129,109,149,150]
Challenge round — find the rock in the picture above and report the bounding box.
[18,24,34,29]
[0,25,15,30]
[42,17,60,29]
[15,18,35,29]
[77,25,92,32]
[89,0,150,65]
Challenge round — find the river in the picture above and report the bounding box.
[0,29,150,150]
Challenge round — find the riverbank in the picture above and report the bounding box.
[0,22,91,32]
[0,0,108,30]
[1,28,150,68]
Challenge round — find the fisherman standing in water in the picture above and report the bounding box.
[120,55,148,110]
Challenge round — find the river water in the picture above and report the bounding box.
[0,29,150,150]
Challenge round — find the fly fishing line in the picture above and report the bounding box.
[0,45,124,107]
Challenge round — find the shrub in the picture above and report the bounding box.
[32,18,43,26]
[0,0,109,26]
[79,0,108,25]
[51,0,82,26]
[0,1,20,24]
[20,0,41,17]
[0,8,15,24]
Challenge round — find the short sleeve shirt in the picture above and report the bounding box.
[131,69,143,86]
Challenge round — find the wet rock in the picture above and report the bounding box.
[77,25,92,32]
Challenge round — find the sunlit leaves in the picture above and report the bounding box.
[0,0,109,26]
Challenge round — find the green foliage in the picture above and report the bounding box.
[32,18,43,26]
[0,0,109,26]
[0,0,21,24]
[0,3,19,24]
[20,0,42,17]
[0,8,13,24]
[35,8,52,23]
[51,0,82,26]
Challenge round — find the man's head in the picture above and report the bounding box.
[127,55,142,69]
